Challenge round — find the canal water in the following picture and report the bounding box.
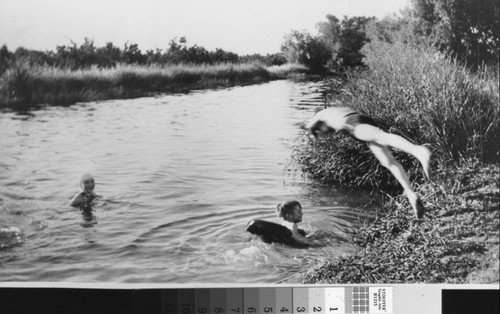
[0,79,371,284]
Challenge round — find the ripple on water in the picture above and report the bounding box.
[0,200,50,254]
[0,227,23,250]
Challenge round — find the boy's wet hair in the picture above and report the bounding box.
[276,200,301,218]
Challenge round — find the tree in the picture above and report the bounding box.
[75,38,98,69]
[0,45,13,75]
[145,48,164,65]
[411,0,500,67]
[281,30,332,72]
[211,48,239,64]
[122,42,146,65]
[317,15,374,68]
[95,42,121,68]
[54,38,102,69]
[338,16,375,67]
[317,15,342,50]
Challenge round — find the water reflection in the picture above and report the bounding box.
[79,206,97,228]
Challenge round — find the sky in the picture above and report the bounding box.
[0,0,410,56]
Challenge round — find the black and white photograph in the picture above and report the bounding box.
[0,0,498,291]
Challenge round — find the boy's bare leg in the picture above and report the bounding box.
[368,143,425,218]
[353,124,431,180]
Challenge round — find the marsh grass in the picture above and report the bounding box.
[0,62,307,110]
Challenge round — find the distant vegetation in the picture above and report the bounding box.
[0,37,302,110]
[1,18,376,110]
[0,61,308,111]
[0,36,287,74]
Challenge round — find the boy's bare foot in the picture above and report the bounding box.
[413,197,425,219]
[418,145,432,180]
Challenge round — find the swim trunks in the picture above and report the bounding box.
[344,112,378,128]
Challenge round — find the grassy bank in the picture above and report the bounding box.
[0,62,307,111]
[294,39,499,283]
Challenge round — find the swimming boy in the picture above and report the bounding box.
[70,172,98,208]
[303,106,431,219]
[276,200,319,247]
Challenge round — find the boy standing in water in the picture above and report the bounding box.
[70,172,98,207]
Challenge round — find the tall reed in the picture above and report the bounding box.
[356,40,499,163]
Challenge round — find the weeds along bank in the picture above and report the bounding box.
[0,62,307,110]
[303,159,499,284]
[296,39,499,283]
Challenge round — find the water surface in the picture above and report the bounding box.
[0,79,371,284]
